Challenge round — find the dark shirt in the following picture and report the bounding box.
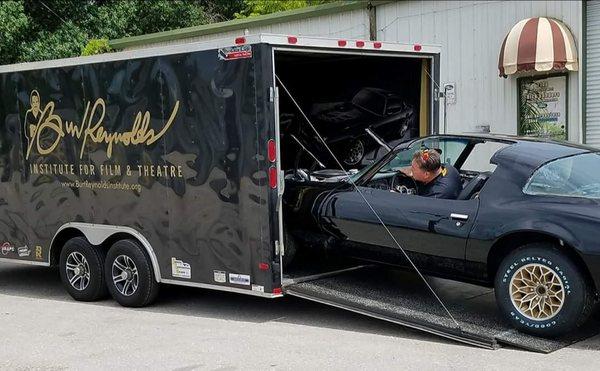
[416,164,462,199]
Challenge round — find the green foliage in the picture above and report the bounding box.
[0,1,30,64]
[235,0,335,18]
[1,0,246,65]
[82,38,111,56]
[1,0,331,65]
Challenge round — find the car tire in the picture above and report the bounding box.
[343,139,365,166]
[59,237,108,301]
[282,231,297,268]
[105,239,159,307]
[494,242,595,337]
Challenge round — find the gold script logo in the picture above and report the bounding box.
[24,90,180,159]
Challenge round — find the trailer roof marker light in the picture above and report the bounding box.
[338,40,347,47]
[235,37,246,45]
[356,40,365,48]
[268,166,277,189]
[287,36,298,44]
[272,287,282,295]
[413,44,422,51]
[258,262,269,271]
[267,139,277,162]
[374,41,382,49]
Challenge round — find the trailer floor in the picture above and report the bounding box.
[283,265,599,353]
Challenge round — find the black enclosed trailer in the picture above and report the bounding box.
[0,34,440,300]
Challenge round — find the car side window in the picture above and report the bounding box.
[524,153,600,199]
[412,138,468,166]
[461,141,509,173]
[374,138,468,174]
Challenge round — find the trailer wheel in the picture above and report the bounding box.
[59,237,108,301]
[105,239,159,307]
[494,243,595,337]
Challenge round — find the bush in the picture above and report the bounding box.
[82,39,112,56]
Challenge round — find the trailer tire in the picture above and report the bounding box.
[59,237,108,301]
[494,243,594,337]
[105,239,159,307]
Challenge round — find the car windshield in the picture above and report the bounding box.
[524,152,600,199]
[347,137,469,182]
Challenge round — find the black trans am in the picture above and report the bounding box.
[283,134,600,337]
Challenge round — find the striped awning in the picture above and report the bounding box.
[498,17,578,77]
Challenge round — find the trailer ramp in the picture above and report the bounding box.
[283,266,599,353]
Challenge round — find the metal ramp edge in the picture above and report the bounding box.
[284,285,500,350]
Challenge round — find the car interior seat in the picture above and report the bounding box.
[457,171,492,200]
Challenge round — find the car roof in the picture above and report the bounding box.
[403,134,598,170]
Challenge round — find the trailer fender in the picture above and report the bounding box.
[50,222,161,282]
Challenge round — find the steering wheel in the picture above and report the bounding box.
[391,171,417,194]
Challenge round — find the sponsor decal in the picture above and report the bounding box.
[251,284,264,293]
[213,270,226,283]
[1,242,14,256]
[17,246,31,257]
[218,45,252,61]
[171,257,191,279]
[229,273,250,286]
[35,245,43,260]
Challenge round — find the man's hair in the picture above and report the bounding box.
[412,149,441,172]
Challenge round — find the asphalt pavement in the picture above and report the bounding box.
[0,262,598,370]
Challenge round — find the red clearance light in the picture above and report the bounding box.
[272,287,282,295]
[288,36,298,44]
[259,262,269,271]
[356,40,365,47]
[267,139,276,162]
[413,44,422,51]
[268,166,277,189]
[235,37,246,45]
[374,41,382,48]
[338,40,347,47]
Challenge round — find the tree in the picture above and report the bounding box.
[0,0,30,64]
[1,0,245,65]
[235,0,335,18]
[1,0,331,65]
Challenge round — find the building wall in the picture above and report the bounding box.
[377,0,582,140]
[124,1,583,141]
[124,9,370,50]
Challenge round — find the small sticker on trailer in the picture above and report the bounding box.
[218,45,252,60]
[229,273,250,285]
[171,257,191,279]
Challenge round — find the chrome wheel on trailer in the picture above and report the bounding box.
[105,239,159,307]
[111,255,139,297]
[509,263,565,321]
[65,251,91,291]
[59,237,108,302]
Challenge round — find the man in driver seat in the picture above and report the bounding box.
[402,149,462,199]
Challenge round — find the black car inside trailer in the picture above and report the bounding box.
[1,34,597,351]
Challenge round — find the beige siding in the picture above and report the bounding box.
[377,1,582,140]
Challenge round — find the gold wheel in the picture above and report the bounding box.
[509,263,565,321]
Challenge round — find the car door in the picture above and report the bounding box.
[321,188,478,261]
[320,137,478,264]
